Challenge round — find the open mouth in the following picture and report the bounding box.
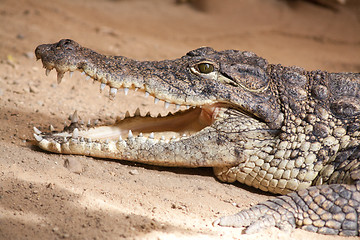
[33,67,225,146]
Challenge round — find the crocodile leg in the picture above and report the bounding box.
[214,181,360,236]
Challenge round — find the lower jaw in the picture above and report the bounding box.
[46,104,223,143]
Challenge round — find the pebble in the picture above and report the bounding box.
[129,169,139,175]
[64,157,83,174]
[24,52,34,59]
[29,85,39,93]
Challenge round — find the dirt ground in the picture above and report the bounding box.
[1,0,360,239]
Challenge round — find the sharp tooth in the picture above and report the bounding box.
[124,87,129,95]
[128,130,133,139]
[154,98,159,104]
[33,127,42,134]
[164,102,170,109]
[175,104,180,110]
[161,136,165,141]
[149,132,154,139]
[118,135,122,141]
[100,83,106,92]
[94,119,99,125]
[71,110,78,123]
[171,136,176,140]
[79,120,84,125]
[69,71,74,78]
[80,137,85,142]
[110,87,117,97]
[186,105,190,109]
[72,128,79,138]
[87,119,91,127]
[145,92,150,98]
[135,87,139,91]
[49,125,55,132]
[125,111,130,118]
[105,139,109,144]
[139,132,143,137]
[45,69,51,76]
[33,133,43,142]
[85,76,91,80]
[57,72,64,84]
[81,71,85,75]
[182,134,187,137]
[87,138,92,143]
[134,108,141,117]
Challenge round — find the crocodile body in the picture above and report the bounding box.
[34,39,360,236]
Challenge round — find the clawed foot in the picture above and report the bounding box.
[213,196,296,234]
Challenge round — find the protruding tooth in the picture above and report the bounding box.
[118,135,122,141]
[57,72,64,84]
[134,108,141,117]
[105,139,109,144]
[87,119,91,127]
[171,136,176,140]
[45,69,51,76]
[124,87,129,95]
[161,136,165,141]
[81,71,85,75]
[186,105,190,109]
[72,128,79,138]
[145,111,151,117]
[100,83,106,92]
[154,97,159,104]
[49,125,55,132]
[145,92,150,98]
[110,87,117,97]
[182,134,187,137]
[85,76,90,80]
[135,87,139,91]
[71,110,78,123]
[139,132,143,137]
[87,138,92,143]
[164,102,170,109]
[33,133,43,142]
[125,111,130,118]
[33,127,42,134]
[79,120,84,125]
[149,132,154,139]
[80,137,85,142]
[128,130,133,139]
[175,104,180,110]
[69,71,74,78]
[94,119,99,125]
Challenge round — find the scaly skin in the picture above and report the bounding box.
[34,39,360,236]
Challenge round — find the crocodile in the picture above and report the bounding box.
[34,39,360,236]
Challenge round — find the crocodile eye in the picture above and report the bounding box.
[197,63,214,74]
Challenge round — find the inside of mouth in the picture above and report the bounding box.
[75,104,218,141]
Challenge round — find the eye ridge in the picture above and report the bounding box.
[197,62,214,74]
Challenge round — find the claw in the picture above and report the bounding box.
[45,69,51,76]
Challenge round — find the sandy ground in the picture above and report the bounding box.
[1,0,360,239]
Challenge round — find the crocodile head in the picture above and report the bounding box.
[34,39,282,168]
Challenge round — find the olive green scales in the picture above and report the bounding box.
[34,39,360,236]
